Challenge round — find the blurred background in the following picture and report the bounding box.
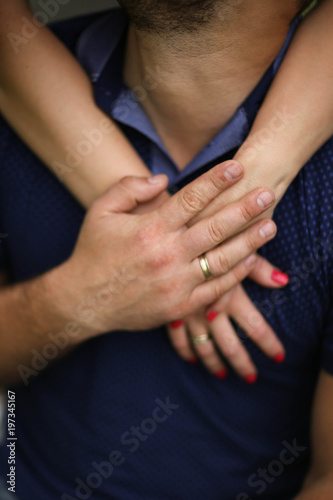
[29,0,119,20]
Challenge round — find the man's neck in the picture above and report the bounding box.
[123,1,299,169]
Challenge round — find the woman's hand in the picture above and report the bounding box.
[167,255,288,382]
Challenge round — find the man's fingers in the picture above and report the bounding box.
[191,219,276,282]
[159,161,244,230]
[190,255,258,309]
[92,175,168,214]
[183,188,275,259]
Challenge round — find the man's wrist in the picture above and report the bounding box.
[0,263,99,385]
[47,260,118,342]
[38,262,98,346]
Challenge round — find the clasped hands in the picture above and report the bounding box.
[64,160,288,382]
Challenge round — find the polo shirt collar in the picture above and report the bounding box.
[77,9,301,183]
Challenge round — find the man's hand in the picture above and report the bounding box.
[65,161,276,338]
[0,160,277,384]
[124,169,288,382]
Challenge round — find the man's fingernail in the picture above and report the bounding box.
[206,311,218,322]
[170,320,184,329]
[244,254,257,267]
[148,174,165,184]
[274,352,285,363]
[259,222,276,239]
[224,163,242,180]
[216,370,228,379]
[244,374,258,384]
[271,270,289,285]
[189,357,198,364]
[257,191,274,208]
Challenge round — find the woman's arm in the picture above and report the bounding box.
[197,0,333,220]
[0,0,331,381]
[237,0,333,199]
[0,0,150,208]
[1,1,332,211]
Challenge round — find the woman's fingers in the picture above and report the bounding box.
[159,161,244,230]
[168,284,285,380]
[167,317,228,377]
[208,285,285,363]
[207,310,258,381]
[167,320,196,362]
[167,308,256,381]
[183,188,275,259]
[186,315,228,378]
[248,254,290,288]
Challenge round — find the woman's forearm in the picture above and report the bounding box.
[1,1,332,212]
[235,0,333,201]
[0,0,150,207]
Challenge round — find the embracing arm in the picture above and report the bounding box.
[294,371,333,499]
[0,0,150,207]
[0,166,278,386]
[1,0,332,384]
[0,177,169,386]
[1,1,333,212]
[0,266,85,386]
[202,0,333,218]
[235,0,333,200]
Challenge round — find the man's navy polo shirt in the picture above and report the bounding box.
[0,8,333,500]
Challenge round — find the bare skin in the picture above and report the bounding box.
[0,1,333,379]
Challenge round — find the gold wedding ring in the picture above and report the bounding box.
[199,255,213,281]
[192,333,212,345]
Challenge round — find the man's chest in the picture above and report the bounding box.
[0,122,331,343]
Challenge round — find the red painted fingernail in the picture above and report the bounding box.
[274,352,285,363]
[170,320,184,329]
[206,311,218,322]
[271,270,289,286]
[189,357,198,364]
[244,374,258,384]
[216,370,228,379]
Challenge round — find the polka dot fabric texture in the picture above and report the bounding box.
[0,10,332,500]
